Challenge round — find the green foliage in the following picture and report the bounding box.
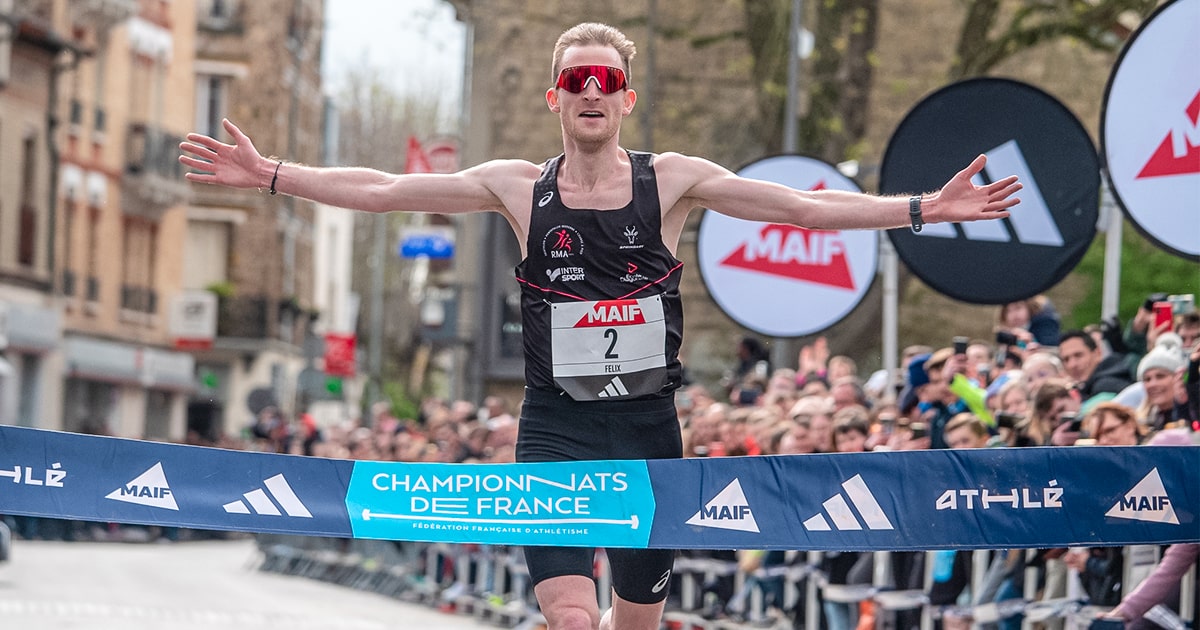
[205,281,235,299]
[382,380,420,422]
[1066,221,1200,328]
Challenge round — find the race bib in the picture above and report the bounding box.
[550,296,669,401]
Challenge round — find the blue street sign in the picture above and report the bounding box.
[399,233,455,259]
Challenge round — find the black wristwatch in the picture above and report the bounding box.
[909,195,924,233]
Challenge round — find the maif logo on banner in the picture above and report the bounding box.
[697,155,877,337]
[880,78,1099,305]
[1102,0,1200,261]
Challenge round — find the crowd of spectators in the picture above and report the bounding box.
[686,293,1198,628]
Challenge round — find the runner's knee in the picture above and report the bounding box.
[543,603,599,630]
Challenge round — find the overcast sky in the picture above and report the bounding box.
[321,0,466,114]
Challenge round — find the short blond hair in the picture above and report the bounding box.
[551,22,637,83]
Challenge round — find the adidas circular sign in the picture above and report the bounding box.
[880,78,1099,305]
[697,155,877,337]
[1102,0,1200,262]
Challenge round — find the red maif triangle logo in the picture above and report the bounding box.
[1137,89,1200,179]
[718,224,855,290]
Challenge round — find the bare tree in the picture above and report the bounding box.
[334,65,448,402]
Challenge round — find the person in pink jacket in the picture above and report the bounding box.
[1107,543,1198,627]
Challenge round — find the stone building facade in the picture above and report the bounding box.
[0,0,336,440]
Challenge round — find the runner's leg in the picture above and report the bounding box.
[535,574,601,630]
[600,593,667,630]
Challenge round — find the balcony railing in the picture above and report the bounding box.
[68,0,138,35]
[120,284,157,314]
[123,123,190,216]
[217,295,270,339]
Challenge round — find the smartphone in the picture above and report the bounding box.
[995,411,1023,430]
[953,336,969,356]
[1061,413,1083,432]
[1154,301,1174,329]
[910,423,928,440]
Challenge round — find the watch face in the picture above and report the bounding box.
[881,78,1099,305]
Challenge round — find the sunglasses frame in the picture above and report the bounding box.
[555,65,628,94]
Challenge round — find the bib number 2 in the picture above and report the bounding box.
[550,296,669,401]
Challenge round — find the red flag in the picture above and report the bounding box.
[323,332,357,377]
[405,136,433,174]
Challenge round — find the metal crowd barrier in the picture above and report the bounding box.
[249,537,1198,630]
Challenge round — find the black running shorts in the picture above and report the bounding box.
[516,387,682,605]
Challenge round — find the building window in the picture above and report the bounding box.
[199,0,240,31]
[63,201,77,292]
[183,219,232,290]
[88,207,101,302]
[195,74,228,138]
[18,135,37,267]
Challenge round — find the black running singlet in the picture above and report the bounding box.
[515,152,685,401]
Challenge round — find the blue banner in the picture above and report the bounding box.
[1,426,1196,549]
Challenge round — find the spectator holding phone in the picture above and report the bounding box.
[910,347,994,449]
[1017,378,1080,446]
[1122,293,1185,366]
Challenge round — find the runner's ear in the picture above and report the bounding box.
[546,88,561,113]
[622,88,637,115]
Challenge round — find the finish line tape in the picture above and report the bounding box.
[0,426,1196,550]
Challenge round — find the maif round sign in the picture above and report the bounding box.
[697,155,877,338]
[1102,0,1200,261]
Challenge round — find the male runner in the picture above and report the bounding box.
[180,22,1020,630]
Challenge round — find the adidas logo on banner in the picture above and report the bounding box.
[106,462,179,511]
[223,473,313,518]
[1106,468,1179,525]
[597,376,629,398]
[804,474,894,531]
[915,140,1063,247]
[686,478,760,533]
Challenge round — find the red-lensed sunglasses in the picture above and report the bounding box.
[555,65,628,94]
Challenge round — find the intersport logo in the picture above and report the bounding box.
[912,140,1063,247]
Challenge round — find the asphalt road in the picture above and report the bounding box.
[0,537,498,630]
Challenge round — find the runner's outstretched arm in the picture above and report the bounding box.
[667,153,1021,230]
[178,118,519,216]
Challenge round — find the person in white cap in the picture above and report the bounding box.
[1135,332,1188,432]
